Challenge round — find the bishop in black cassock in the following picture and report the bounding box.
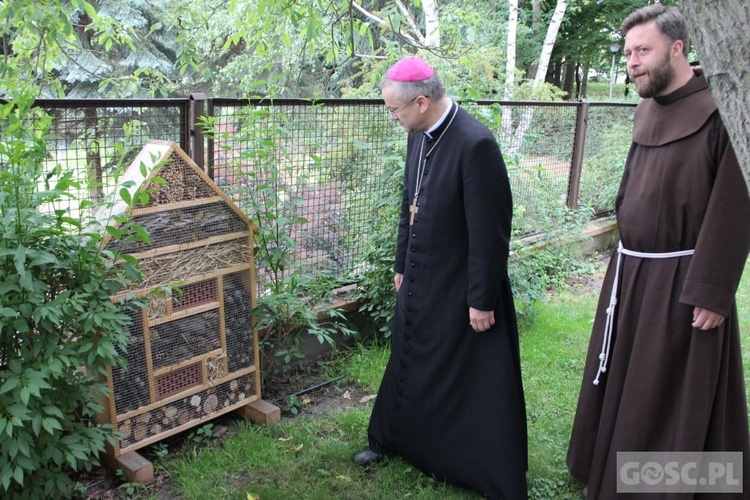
[357,56,528,500]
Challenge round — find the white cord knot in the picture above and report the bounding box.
[592,241,695,386]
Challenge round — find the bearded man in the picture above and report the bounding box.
[567,5,750,499]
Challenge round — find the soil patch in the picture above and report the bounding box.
[80,369,372,499]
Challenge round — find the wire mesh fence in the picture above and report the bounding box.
[18,97,635,289]
[579,103,637,215]
[207,98,402,287]
[31,99,188,220]
[466,101,582,236]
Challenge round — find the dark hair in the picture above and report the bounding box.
[380,73,446,101]
[621,4,690,56]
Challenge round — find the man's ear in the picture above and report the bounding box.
[672,39,684,57]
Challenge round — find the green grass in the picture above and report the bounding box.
[522,290,597,499]
[584,81,642,103]
[145,260,750,500]
[739,261,750,388]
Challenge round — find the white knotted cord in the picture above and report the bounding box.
[593,241,695,385]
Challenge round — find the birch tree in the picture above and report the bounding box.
[422,0,440,48]
[504,0,518,100]
[502,0,568,155]
[680,0,750,194]
[531,0,567,86]
[353,0,441,49]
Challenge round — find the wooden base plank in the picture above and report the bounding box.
[234,398,281,427]
[102,451,155,485]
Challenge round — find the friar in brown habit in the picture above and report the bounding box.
[567,5,750,500]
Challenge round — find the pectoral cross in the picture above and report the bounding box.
[409,198,419,225]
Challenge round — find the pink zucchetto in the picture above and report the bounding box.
[386,56,435,82]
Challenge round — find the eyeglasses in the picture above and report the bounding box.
[386,96,420,117]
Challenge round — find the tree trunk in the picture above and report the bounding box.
[504,0,518,100]
[422,0,440,48]
[562,61,576,99]
[533,0,567,86]
[681,0,750,194]
[503,0,568,155]
[501,0,519,144]
[580,62,589,99]
[526,0,543,80]
[84,107,103,203]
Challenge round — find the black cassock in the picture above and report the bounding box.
[367,104,528,499]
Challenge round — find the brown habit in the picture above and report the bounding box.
[567,74,750,499]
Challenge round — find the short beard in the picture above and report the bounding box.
[635,51,674,98]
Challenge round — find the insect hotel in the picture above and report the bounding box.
[97,140,279,483]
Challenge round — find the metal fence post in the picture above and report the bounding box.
[189,93,207,171]
[206,99,215,181]
[567,101,590,209]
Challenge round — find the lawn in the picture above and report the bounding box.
[125,260,750,499]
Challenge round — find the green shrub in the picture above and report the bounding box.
[579,118,632,215]
[0,88,143,498]
[202,105,357,384]
[355,134,404,338]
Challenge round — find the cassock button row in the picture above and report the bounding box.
[411,247,416,252]
[408,292,412,297]
[410,262,415,267]
[412,233,416,238]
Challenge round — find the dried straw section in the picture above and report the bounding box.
[123,239,251,293]
[148,293,170,320]
[206,353,228,383]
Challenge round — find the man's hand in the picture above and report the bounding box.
[394,273,403,291]
[692,306,725,330]
[470,307,495,332]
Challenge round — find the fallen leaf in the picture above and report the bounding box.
[343,390,351,400]
[278,437,292,442]
[359,394,377,404]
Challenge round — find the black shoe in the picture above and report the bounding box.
[353,448,383,465]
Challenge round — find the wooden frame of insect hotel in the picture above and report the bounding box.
[97,140,279,481]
